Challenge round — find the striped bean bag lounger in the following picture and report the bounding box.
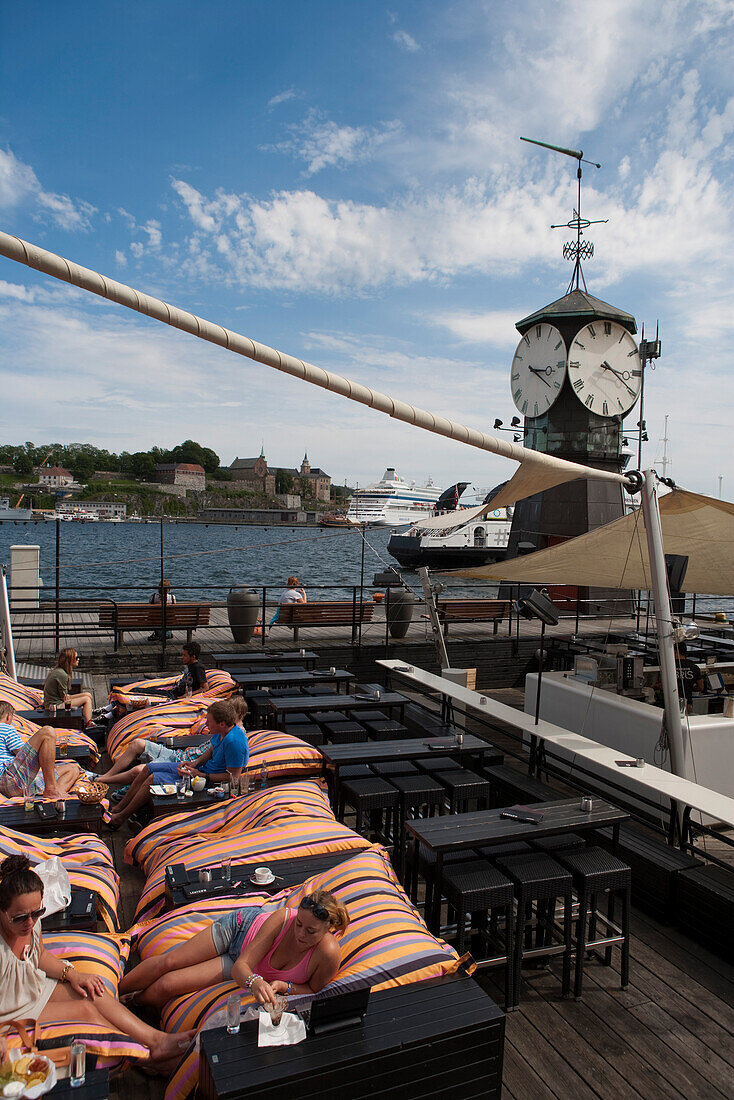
[0,674,99,761]
[106,701,209,760]
[2,929,150,1068]
[128,846,463,1100]
[108,668,237,709]
[0,824,120,931]
[126,781,344,877]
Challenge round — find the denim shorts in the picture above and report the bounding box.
[145,740,179,762]
[211,907,262,978]
[147,760,182,783]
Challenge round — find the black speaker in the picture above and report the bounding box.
[515,588,560,626]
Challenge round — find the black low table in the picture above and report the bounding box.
[43,888,97,932]
[214,650,319,670]
[200,973,505,1099]
[0,799,103,835]
[18,707,86,730]
[165,849,357,910]
[268,692,408,725]
[150,787,224,819]
[48,1068,108,1098]
[57,743,93,763]
[232,669,354,693]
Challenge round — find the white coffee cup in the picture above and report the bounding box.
[253,866,274,884]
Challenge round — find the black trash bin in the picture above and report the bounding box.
[227,587,260,644]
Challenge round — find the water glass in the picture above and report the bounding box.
[70,1038,86,1087]
[23,784,34,812]
[58,738,68,758]
[56,799,66,819]
[226,992,241,1035]
[176,778,186,801]
[222,858,232,882]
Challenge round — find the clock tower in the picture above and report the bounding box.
[502,139,644,597]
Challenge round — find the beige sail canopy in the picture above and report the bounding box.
[449,489,734,596]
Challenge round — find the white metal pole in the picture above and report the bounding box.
[640,470,686,777]
[0,566,17,680]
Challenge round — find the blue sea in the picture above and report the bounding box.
[0,520,487,601]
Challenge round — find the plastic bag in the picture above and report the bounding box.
[35,857,71,916]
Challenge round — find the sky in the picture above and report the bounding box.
[1,0,733,497]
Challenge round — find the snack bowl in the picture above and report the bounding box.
[6,1052,55,1098]
[192,776,206,792]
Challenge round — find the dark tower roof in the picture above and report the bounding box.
[516,289,637,336]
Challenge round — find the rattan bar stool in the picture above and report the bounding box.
[370,760,419,778]
[496,852,574,1008]
[323,721,367,744]
[440,860,515,1009]
[362,719,409,739]
[435,768,492,814]
[287,726,324,747]
[557,846,631,999]
[340,776,399,841]
[416,757,461,775]
[390,774,445,880]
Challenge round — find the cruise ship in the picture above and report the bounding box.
[346,468,443,527]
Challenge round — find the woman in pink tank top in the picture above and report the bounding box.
[232,891,349,1005]
[120,889,350,1011]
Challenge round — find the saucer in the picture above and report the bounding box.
[250,872,275,886]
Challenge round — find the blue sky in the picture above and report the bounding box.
[1,0,733,495]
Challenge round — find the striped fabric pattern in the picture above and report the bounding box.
[106,701,208,760]
[126,780,338,874]
[0,674,99,761]
[245,727,322,780]
[0,674,43,709]
[133,846,460,1100]
[2,930,150,1065]
[108,668,237,708]
[0,825,120,931]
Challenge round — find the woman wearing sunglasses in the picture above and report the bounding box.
[120,890,350,1008]
[0,856,195,1066]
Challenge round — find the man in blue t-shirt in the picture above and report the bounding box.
[107,699,249,828]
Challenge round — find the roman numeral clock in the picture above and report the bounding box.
[502,137,647,587]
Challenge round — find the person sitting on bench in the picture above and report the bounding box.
[148,578,176,641]
[0,703,81,801]
[119,889,349,1009]
[43,649,94,725]
[106,700,248,828]
[98,698,248,785]
[0,855,195,1068]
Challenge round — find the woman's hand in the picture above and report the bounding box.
[269,980,290,996]
[250,976,277,1005]
[67,970,105,1000]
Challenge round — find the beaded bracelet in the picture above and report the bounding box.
[60,961,74,983]
[245,972,263,991]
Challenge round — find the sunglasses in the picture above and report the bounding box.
[299,895,329,922]
[10,906,46,926]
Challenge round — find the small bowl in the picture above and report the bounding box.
[192,776,206,792]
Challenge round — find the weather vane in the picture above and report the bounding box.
[520,136,607,293]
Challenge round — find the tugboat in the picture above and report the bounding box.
[387,482,512,570]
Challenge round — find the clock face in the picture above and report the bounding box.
[568,321,641,416]
[510,323,567,417]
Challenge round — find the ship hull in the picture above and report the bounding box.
[388,533,508,570]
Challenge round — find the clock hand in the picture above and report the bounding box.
[599,360,636,397]
[527,367,552,387]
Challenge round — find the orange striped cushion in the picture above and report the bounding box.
[108,669,237,708]
[0,674,43,709]
[137,846,460,1100]
[0,826,119,932]
[106,701,207,760]
[0,675,99,761]
[3,930,149,1064]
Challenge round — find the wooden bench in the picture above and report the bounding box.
[594,821,702,923]
[677,864,734,963]
[435,598,510,637]
[98,602,210,649]
[277,600,374,642]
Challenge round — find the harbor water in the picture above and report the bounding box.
[0,520,495,601]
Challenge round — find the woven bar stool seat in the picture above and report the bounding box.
[477,842,533,859]
[362,719,409,739]
[340,777,399,840]
[371,761,419,778]
[440,860,515,1008]
[302,684,339,696]
[557,846,632,999]
[351,709,390,723]
[435,768,492,814]
[417,757,461,775]
[289,726,324,746]
[531,835,586,854]
[310,710,348,726]
[281,711,313,726]
[323,722,367,744]
[496,852,574,1008]
[338,765,373,780]
[391,773,445,881]
[409,846,474,912]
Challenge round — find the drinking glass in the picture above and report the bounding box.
[222,858,232,882]
[23,784,34,812]
[58,738,68,758]
[70,1038,86,1087]
[265,994,288,1027]
[56,799,66,819]
[176,778,186,801]
[226,992,240,1035]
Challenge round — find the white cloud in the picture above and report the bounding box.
[0,147,94,230]
[264,111,402,175]
[115,250,127,267]
[0,280,35,302]
[428,310,520,346]
[268,88,299,109]
[392,30,420,52]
